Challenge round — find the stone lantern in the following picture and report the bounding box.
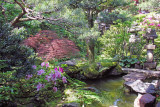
[143,29,158,69]
[99,23,106,35]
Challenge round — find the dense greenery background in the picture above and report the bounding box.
[0,0,160,106]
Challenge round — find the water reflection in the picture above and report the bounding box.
[85,77,137,107]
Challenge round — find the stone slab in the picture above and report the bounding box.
[125,80,156,94]
[122,68,160,78]
[123,72,146,82]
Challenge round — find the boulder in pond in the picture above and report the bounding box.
[125,80,156,94]
[134,93,156,107]
[60,59,124,79]
[140,94,156,107]
[107,64,123,76]
[84,61,123,79]
[59,58,86,79]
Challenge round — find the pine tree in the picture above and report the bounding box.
[0,22,35,77]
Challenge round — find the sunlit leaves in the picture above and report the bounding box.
[79,25,100,39]
[138,0,160,12]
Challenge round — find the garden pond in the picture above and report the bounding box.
[85,76,137,107]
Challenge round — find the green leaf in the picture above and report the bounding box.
[119,63,124,67]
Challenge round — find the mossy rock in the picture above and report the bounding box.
[60,59,83,75]
[61,59,123,79]
[82,63,99,79]
[108,64,123,76]
[78,61,121,79]
[100,62,117,68]
[64,66,80,74]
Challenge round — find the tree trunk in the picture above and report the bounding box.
[86,38,95,63]
[86,12,95,63]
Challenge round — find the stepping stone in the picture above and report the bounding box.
[122,68,160,78]
[125,80,156,94]
[123,72,146,82]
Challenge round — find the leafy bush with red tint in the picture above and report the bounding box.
[23,30,80,61]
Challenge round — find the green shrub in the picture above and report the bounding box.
[98,21,131,59]
[119,56,146,68]
[0,23,35,76]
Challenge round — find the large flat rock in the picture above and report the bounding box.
[125,80,156,94]
[122,68,160,78]
[123,72,146,82]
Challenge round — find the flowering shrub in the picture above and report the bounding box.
[140,13,160,32]
[27,62,67,92]
[0,62,67,106]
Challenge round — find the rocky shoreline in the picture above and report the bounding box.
[122,68,160,107]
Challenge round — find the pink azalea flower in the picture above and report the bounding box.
[36,83,45,91]
[53,87,57,92]
[26,74,33,80]
[32,65,37,69]
[59,67,63,73]
[148,17,152,20]
[45,75,51,82]
[36,83,42,91]
[55,70,61,78]
[41,62,45,67]
[149,23,154,26]
[54,67,58,71]
[158,24,160,27]
[37,69,45,75]
[143,19,146,23]
[45,62,49,68]
[51,73,57,81]
[54,81,56,85]
[62,76,67,83]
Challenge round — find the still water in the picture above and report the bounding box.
[85,76,137,107]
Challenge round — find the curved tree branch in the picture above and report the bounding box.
[10,0,27,26]
[10,0,65,26]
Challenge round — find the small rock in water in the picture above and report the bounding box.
[140,94,156,107]
[134,93,156,107]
